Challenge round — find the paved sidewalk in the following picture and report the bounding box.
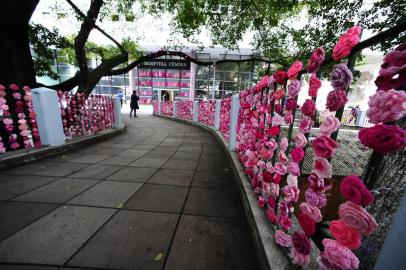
[0,115,259,270]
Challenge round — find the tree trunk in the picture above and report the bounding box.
[0,0,39,86]
[358,116,406,269]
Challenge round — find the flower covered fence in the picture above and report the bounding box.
[161,101,174,116]
[219,98,231,141]
[198,100,216,126]
[176,100,193,120]
[0,84,41,153]
[152,101,159,114]
[58,92,114,139]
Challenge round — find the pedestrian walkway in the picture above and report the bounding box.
[0,115,259,270]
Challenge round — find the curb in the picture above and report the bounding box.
[0,123,126,170]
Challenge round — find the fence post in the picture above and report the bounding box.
[356,110,366,127]
[214,99,221,130]
[158,101,161,115]
[193,100,199,122]
[113,97,123,128]
[173,101,178,118]
[31,87,65,146]
[229,94,240,151]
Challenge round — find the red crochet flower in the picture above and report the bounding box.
[312,135,338,159]
[301,99,316,117]
[268,126,281,136]
[341,175,374,206]
[297,212,316,236]
[308,74,321,97]
[273,70,288,85]
[330,220,361,250]
[273,88,285,100]
[326,89,348,112]
[287,60,303,80]
[332,26,362,61]
[285,97,299,111]
[358,124,406,153]
[291,147,305,162]
[307,47,325,73]
[274,104,282,114]
[375,43,406,91]
[292,231,311,255]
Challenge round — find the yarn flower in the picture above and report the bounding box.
[339,201,378,236]
[292,231,311,255]
[299,117,314,134]
[301,99,316,117]
[375,43,406,91]
[367,89,406,124]
[294,133,307,148]
[326,89,348,112]
[329,220,361,249]
[332,26,362,61]
[341,175,374,206]
[320,239,359,270]
[287,60,303,80]
[331,64,353,89]
[300,202,322,222]
[320,116,340,135]
[291,147,305,162]
[307,47,325,73]
[275,230,292,247]
[305,189,327,208]
[273,70,288,85]
[273,88,285,100]
[297,212,316,236]
[312,157,332,179]
[312,135,338,159]
[291,248,310,266]
[285,97,299,111]
[358,124,406,153]
[288,79,301,96]
[308,74,321,97]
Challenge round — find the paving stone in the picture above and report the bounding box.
[118,149,149,157]
[0,205,116,265]
[0,266,58,270]
[125,184,188,213]
[65,154,110,164]
[129,158,167,168]
[0,202,59,241]
[192,170,233,188]
[67,210,178,270]
[144,150,175,159]
[68,164,121,179]
[110,143,131,148]
[68,181,142,208]
[177,146,202,153]
[107,167,158,183]
[31,162,88,177]
[0,176,58,200]
[162,159,198,171]
[13,178,98,204]
[197,160,229,172]
[164,215,258,270]
[184,188,242,218]
[2,163,56,176]
[0,173,17,182]
[171,151,200,161]
[133,144,158,150]
[148,169,194,186]
[154,146,179,152]
[97,155,139,166]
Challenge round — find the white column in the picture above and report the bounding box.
[214,99,221,130]
[31,87,65,146]
[113,97,123,128]
[229,94,240,151]
[193,100,199,122]
[173,101,178,118]
[356,111,366,127]
[158,101,161,115]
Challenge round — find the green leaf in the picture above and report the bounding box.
[154,252,164,261]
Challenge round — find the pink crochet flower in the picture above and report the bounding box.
[275,230,292,247]
[287,61,303,80]
[312,157,332,178]
[283,185,300,202]
[291,248,310,266]
[280,137,288,152]
[284,110,293,124]
[287,174,298,186]
[291,147,305,162]
[9,83,19,91]
[321,239,359,270]
[299,117,314,134]
[294,133,307,148]
[279,214,292,230]
[300,202,322,222]
[287,162,300,177]
[285,97,299,111]
[341,175,374,206]
[326,89,348,112]
[359,124,406,153]
[339,201,378,236]
[292,231,311,255]
[332,26,362,61]
[307,47,325,73]
[375,43,406,90]
[274,162,287,175]
[308,174,328,192]
[305,189,327,208]
[273,70,288,84]
[288,79,301,96]
[367,89,406,124]
[308,74,321,97]
[312,135,338,159]
[301,99,316,117]
[267,208,277,224]
[320,116,340,135]
[331,64,353,89]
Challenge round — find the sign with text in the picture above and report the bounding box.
[139,59,191,70]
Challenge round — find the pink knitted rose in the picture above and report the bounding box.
[292,231,311,255]
[291,147,305,162]
[326,89,348,112]
[267,208,277,224]
[308,74,321,97]
[341,175,374,206]
[284,110,293,124]
[331,64,353,89]
[280,137,288,152]
[320,116,340,135]
[294,133,307,148]
[332,26,362,61]
[312,135,338,159]
[301,99,316,117]
[312,157,332,178]
[279,214,292,230]
[287,174,298,186]
[339,201,378,236]
[287,60,303,80]
[299,116,314,134]
[288,79,301,96]
[320,239,359,270]
[307,47,325,73]
[305,189,327,208]
[359,124,406,153]
[275,230,292,247]
[287,162,300,177]
[9,83,19,91]
[300,202,322,222]
[367,89,406,124]
[274,162,287,175]
[291,248,310,266]
[285,97,299,111]
[308,174,328,192]
[375,43,406,90]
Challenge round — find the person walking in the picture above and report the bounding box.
[117,91,124,107]
[130,90,139,118]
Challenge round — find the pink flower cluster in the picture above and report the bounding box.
[332,26,362,60]
[198,100,216,126]
[152,101,159,113]
[375,43,406,91]
[366,90,406,124]
[219,98,231,141]
[176,100,193,120]
[58,92,114,139]
[161,101,174,116]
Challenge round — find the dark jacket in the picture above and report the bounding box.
[130,94,139,109]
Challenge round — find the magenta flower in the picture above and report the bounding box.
[320,239,359,270]
[287,60,303,80]
[307,47,325,73]
[367,89,406,124]
[359,124,406,153]
[332,26,362,61]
